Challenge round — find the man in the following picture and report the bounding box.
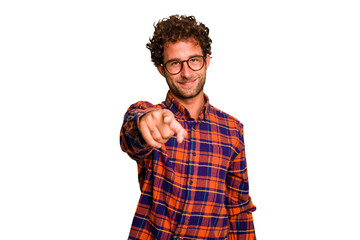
[120,15,256,240]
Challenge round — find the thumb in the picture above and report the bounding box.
[162,110,174,124]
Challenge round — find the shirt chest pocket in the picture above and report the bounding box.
[196,143,230,181]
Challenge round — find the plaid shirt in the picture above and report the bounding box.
[120,92,256,240]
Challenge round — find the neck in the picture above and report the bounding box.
[171,91,205,121]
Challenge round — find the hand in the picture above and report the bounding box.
[139,109,187,148]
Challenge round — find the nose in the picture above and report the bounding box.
[180,61,192,78]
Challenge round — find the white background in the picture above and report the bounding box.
[1,0,359,239]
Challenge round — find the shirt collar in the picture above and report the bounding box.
[164,91,210,121]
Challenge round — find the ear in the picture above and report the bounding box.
[205,54,211,69]
[157,65,165,77]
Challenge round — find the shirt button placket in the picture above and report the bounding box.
[189,123,196,186]
[190,123,196,153]
[186,124,195,192]
[177,121,196,234]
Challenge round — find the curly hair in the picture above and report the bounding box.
[146,15,212,67]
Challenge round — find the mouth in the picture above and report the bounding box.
[179,79,196,87]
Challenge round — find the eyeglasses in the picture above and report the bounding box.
[162,55,206,75]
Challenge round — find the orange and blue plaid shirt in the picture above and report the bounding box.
[120,92,256,240]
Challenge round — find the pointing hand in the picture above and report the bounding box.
[139,109,187,148]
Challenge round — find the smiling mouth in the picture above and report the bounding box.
[179,79,196,86]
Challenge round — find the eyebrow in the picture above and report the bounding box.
[166,54,203,62]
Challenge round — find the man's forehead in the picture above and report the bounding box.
[163,39,202,59]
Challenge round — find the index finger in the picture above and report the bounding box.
[168,118,187,143]
[176,128,187,144]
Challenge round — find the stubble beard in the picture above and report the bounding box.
[166,72,206,100]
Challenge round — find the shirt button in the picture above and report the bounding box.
[189,180,193,185]
[192,152,196,156]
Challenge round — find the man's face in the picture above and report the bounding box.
[157,39,210,100]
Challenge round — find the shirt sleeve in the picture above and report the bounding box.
[119,101,158,161]
[225,124,256,240]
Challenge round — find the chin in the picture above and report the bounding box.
[177,89,204,99]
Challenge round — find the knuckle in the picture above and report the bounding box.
[161,133,170,140]
[149,110,163,123]
[144,115,152,124]
[152,109,162,117]
[152,134,161,142]
[164,129,174,139]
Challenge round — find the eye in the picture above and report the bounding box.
[189,58,200,63]
[166,60,180,68]
[170,61,180,66]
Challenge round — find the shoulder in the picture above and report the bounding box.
[208,104,244,130]
[208,104,245,150]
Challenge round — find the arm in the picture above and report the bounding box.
[120,101,157,161]
[226,125,256,240]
